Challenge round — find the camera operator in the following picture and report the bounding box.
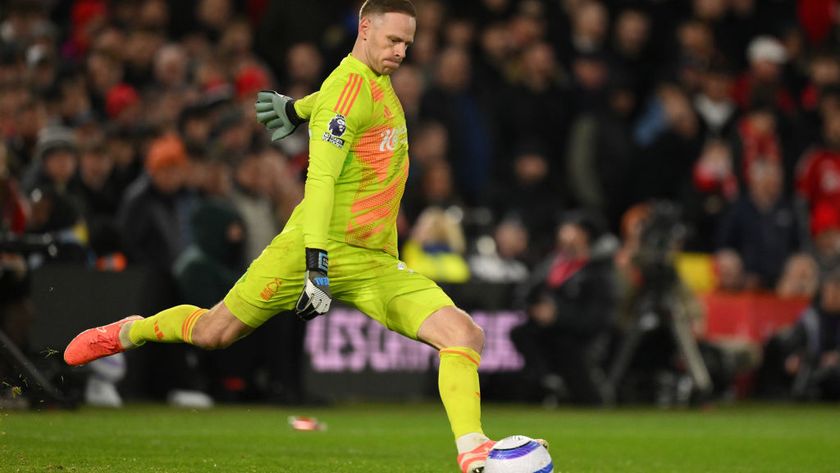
[608,202,713,404]
[511,211,618,406]
[757,267,840,401]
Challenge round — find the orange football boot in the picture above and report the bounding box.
[458,438,550,473]
[458,439,496,473]
[64,316,143,366]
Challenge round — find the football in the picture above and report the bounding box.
[483,435,553,473]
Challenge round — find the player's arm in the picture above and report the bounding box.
[293,92,318,120]
[294,75,371,320]
[255,91,319,141]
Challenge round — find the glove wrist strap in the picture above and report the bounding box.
[305,248,329,273]
[285,99,305,127]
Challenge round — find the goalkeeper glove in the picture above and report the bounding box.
[295,248,332,320]
[255,90,305,141]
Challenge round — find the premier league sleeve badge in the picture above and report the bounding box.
[322,114,347,148]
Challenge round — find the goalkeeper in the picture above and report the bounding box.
[65,1,543,471]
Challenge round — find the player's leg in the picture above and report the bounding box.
[334,250,490,472]
[416,307,548,472]
[417,306,486,441]
[64,301,254,366]
[65,228,306,366]
[416,306,494,472]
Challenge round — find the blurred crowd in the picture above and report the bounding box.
[2,0,840,406]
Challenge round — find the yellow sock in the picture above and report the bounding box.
[127,304,207,346]
[439,346,484,440]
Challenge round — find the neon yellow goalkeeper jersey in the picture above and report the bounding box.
[286,54,409,257]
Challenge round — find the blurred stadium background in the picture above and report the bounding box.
[2,0,840,470]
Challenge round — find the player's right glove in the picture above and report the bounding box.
[295,248,332,321]
[255,90,305,141]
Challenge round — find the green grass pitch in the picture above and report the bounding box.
[2,403,839,472]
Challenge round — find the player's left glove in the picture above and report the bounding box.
[255,90,305,141]
[295,248,332,321]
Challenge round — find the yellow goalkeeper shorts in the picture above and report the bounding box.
[223,225,454,339]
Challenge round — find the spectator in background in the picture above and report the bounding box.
[153,43,189,91]
[283,42,324,92]
[776,253,820,299]
[211,108,252,158]
[733,36,795,115]
[402,207,470,284]
[443,14,476,50]
[402,122,453,221]
[23,126,80,199]
[122,26,166,88]
[0,143,27,235]
[512,211,617,405]
[714,249,747,293]
[469,218,531,284]
[6,91,46,176]
[473,21,515,98]
[260,146,302,229]
[797,111,840,218]
[758,267,840,401]
[72,140,122,262]
[172,200,244,403]
[391,64,424,132]
[491,149,563,258]
[685,139,738,251]
[800,51,840,113]
[421,46,494,204]
[558,0,608,66]
[230,149,280,264]
[810,202,840,271]
[118,134,189,272]
[506,41,569,171]
[105,83,142,129]
[609,8,653,102]
[178,102,214,150]
[52,68,92,130]
[566,78,636,225]
[506,1,545,54]
[104,125,143,192]
[674,20,716,93]
[730,102,785,189]
[569,50,610,117]
[693,63,738,137]
[86,50,124,113]
[716,159,801,290]
[632,83,703,203]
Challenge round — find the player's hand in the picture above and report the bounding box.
[295,248,332,320]
[255,90,304,141]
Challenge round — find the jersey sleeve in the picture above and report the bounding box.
[300,73,372,250]
[293,92,319,121]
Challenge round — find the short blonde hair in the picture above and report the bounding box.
[359,0,416,20]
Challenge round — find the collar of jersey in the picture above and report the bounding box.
[344,54,381,79]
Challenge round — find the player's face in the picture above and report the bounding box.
[361,12,415,75]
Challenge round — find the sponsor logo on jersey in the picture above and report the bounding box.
[378,126,406,152]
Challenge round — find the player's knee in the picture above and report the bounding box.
[451,310,485,354]
[191,322,238,350]
[465,319,485,354]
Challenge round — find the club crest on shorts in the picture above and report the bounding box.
[322,114,347,148]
